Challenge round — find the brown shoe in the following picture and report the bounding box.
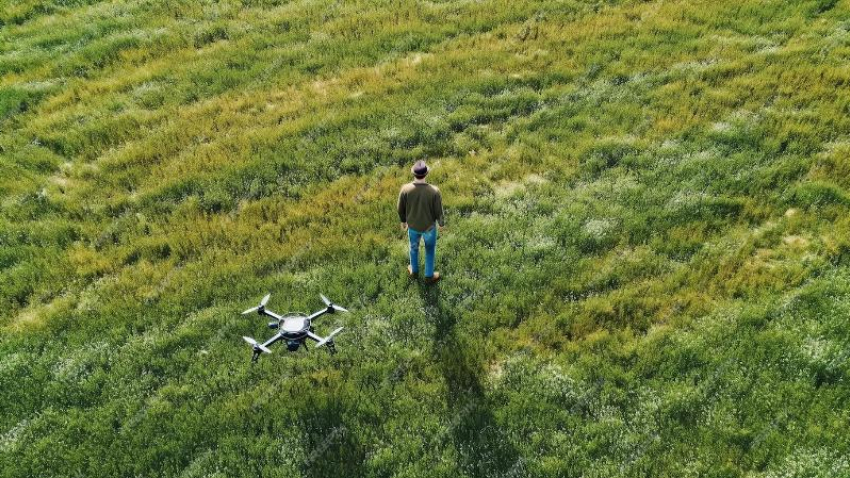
[425,272,441,283]
[407,265,417,277]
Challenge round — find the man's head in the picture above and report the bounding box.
[411,160,429,179]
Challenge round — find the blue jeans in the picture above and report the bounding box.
[408,226,437,277]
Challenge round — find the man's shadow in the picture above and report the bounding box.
[418,282,521,477]
[299,391,369,478]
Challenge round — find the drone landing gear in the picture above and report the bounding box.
[326,341,337,355]
[251,349,261,363]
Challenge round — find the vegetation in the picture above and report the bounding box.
[1,0,849,476]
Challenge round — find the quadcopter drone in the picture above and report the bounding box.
[240,293,347,362]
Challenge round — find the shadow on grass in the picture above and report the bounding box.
[299,390,369,478]
[292,378,368,478]
[418,282,521,478]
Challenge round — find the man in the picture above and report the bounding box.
[398,160,445,283]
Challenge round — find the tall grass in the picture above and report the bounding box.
[1,0,849,477]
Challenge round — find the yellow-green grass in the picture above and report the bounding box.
[1,0,850,477]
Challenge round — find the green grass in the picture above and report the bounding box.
[1,0,850,476]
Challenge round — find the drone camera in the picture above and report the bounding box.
[286,340,300,352]
[268,321,279,329]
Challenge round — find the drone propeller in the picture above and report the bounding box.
[320,294,349,313]
[241,294,271,315]
[315,327,344,348]
[242,336,272,354]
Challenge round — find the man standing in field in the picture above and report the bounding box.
[398,160,445,283]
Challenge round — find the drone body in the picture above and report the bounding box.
[241,294,347,362]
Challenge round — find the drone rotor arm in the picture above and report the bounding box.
[261,309,283,321]
[308,309,328,321]
[261,333,285,350]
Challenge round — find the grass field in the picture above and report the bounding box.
[2,0,850,476]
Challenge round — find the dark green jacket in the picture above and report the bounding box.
[397,182,445,232]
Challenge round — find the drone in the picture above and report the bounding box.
[240,293,348,362]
